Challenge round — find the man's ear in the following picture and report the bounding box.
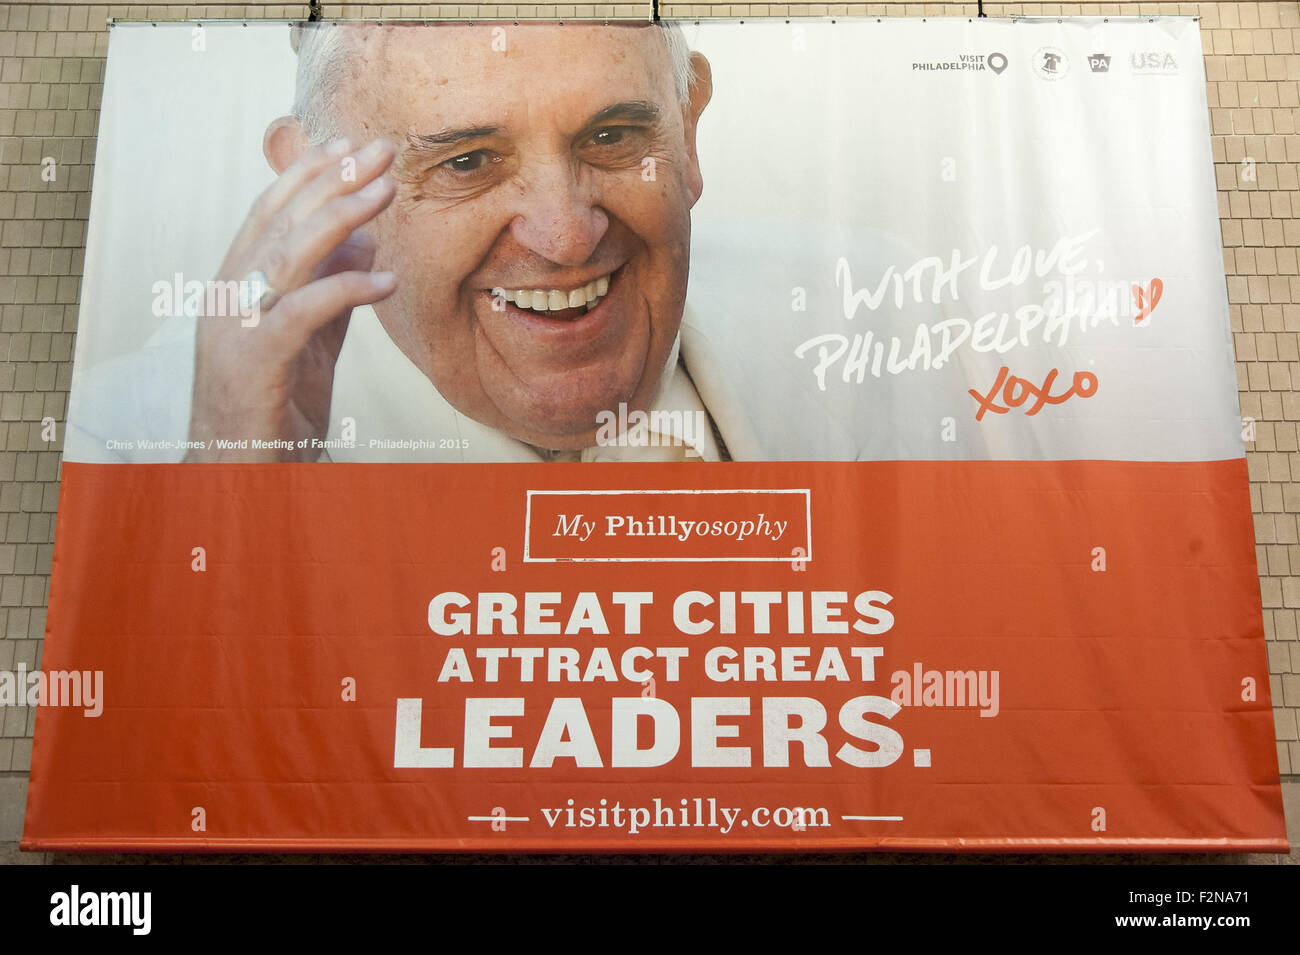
[264,115,310,175]
[682,53,712,206]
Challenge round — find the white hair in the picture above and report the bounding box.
[291,21,696,145]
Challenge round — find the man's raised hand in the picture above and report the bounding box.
[184,137,398,462]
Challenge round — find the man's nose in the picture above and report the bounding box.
[507,161,610,267]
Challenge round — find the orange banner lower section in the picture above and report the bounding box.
[21,460,1288,852]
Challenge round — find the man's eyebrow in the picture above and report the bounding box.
[586,101,662,127]
[402,102,661,154]
[405,126,499,151]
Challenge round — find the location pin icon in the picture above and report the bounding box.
[988,52,1008,74]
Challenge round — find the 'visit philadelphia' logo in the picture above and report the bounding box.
[911,51,1007,73]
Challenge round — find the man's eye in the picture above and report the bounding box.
[590,127,632,147]
[442,151,495,172]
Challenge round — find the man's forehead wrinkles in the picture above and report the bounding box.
[357,25,392,71]
[351,27,402,126]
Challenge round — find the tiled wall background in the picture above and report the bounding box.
[0,0,1296,861]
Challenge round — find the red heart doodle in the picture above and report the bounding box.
[1132,278,1163,325]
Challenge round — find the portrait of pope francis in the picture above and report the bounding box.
[67,21,754,463]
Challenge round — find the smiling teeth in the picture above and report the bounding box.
[494,274,612,314]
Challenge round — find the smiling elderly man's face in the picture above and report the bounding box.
[311,24,710,450]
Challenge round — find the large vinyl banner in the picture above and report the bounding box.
[22,17,1288,851]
